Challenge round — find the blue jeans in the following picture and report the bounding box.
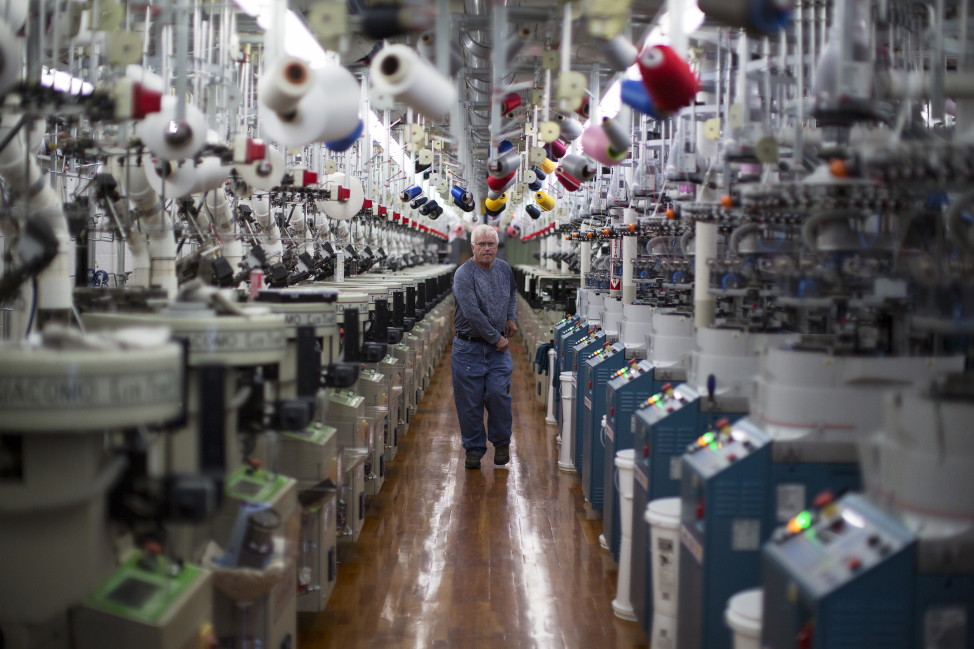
[451,336,513,456]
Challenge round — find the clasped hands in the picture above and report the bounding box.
[496,320,518,351]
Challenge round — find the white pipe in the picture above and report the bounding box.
[545,348,558,424]
[558,371,576,472]
[250,194,282,262]
[610,213,622,299]
[127,227,151,288]
[735,32,748,133]
[694,221,716,328]
[580,225,591,289]
[146,210,178,299]
[622,208,636,304]
[106,159,149,288]
[0,116,72,314]
[29,183,73,312]
[880,71,974,100]
[668,0,688,59]
[203,190,243,274]
[116,160,177,298]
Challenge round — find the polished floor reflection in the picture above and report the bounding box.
[299,338,649,649]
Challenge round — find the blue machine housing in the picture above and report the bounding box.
[676,418,862,649]
[552,315,581,377]
[628,383,747,634]
[553,315,579,339]
[571,334,609,471]
[554,321,591,425]
[565,329,600,385]
[914,572,974,649]
[762,494,917,649]
[545,315,579,426]
[602,361,685,561]
[580,343,628,510]
[764,492,974,649]
[574,341,615,472]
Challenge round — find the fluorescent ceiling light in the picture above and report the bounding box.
[233,0,330,66]
[236,0,415,190]
[645,5,706,47]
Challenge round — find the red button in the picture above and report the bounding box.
[797,623,814,649]
[813,490,835,509]
[848,557,862,571]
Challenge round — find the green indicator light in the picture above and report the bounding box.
[702,432,716,444]
[709,442,719,451]
[796,510,813,530]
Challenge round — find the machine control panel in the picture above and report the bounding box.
[573,331,605,353]
[360,369,384,382]
[553,315,580,336]
[283,422,337,445]
[608,359,653,387]
[585,342,613,362]
[588,342,626,368]
[74,549,213,649]
[583,343,627,409]
[637,383,695,424]
[225,464,292,502]
[560,323,586,340]
[684,418,770,477]
[328,389,365,408]
[766,493,914,597]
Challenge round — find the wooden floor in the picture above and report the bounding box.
[299,337,649,649]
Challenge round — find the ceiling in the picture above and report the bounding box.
[236,0,666,212]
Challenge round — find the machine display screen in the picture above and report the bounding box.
[233,480,263,497]
[106,577,159,609]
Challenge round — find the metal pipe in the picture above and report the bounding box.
[694,221,717,328]
[622,208,636,304]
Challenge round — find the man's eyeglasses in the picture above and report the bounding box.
[473,241,498,248]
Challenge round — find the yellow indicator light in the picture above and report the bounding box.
[787,510,813,534]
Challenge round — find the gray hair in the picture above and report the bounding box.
[471,223,498,244]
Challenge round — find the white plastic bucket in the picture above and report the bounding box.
[615,449,635,491]
[615,449,636,536]
[725,588,763,649]
[651,612,678,649]
[558,372,576,472]
[559,372,574,422]
[612,449,638,620]
[646,497,681,617]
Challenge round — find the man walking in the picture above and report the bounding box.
[452,224,518,469]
